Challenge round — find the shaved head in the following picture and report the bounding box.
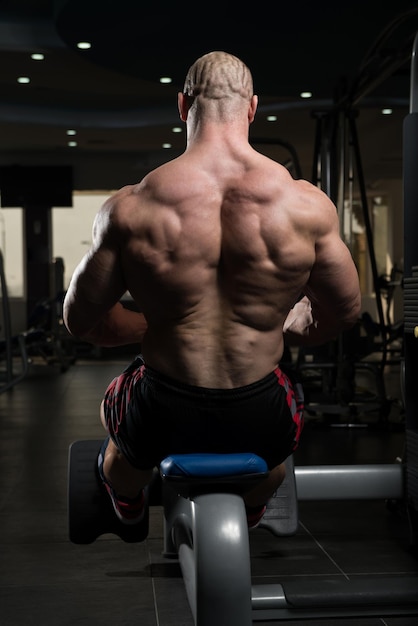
[183,51,253,101]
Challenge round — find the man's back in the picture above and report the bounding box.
[115,144,340,387]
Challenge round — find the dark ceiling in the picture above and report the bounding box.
[1,0,418,193]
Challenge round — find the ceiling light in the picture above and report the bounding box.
[382,108,393,115]
[172,127,182,133]
[300,91,312,99]
[162,143,172,149]
[267,115,277,122]
[68,141,77,147]
[66,130,77,135]
[160,77,172,84]
[77,42,91,50]
[31,53,44,61]
[17,77,30,84]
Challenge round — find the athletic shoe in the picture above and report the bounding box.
[97,437,145,525]
[246,504,267,529]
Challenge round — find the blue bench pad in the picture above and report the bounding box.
[160,452,268,479]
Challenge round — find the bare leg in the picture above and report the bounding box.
[243,462,286,507]
[100,400,153,498]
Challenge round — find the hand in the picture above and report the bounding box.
[283,297,315,336]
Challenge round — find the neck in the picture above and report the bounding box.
[186,116,250,147]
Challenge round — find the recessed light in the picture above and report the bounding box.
[17,77,30,84]
[267,115,277,122]
[66,130,77,136]
[160,77,172,84]
[77,42,91,50]
[382,108,393,115]
[68,141,78,147]
[172,127,182,133]
[300,91,312,99]
[31,53,44,61]
[162,143,172,149]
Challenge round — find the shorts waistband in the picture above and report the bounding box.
[142,362,285,401]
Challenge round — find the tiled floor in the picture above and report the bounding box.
[1,350,417,625]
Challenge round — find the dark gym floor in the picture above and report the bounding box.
[1,348,417,626]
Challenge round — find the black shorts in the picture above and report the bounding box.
[103,356,304,470]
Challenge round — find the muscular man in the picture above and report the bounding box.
[63,51,361,527]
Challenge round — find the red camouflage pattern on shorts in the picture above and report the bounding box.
[104,362,145,436]
[274,366,304,450]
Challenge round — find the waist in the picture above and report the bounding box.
[141,360,285,401]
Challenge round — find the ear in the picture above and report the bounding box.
[248,95,258,124]
[178,92,185,121]
[178,92,189,122]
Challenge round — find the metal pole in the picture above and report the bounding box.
[410,32,418,114]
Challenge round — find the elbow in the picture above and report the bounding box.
[63,316,85,341]
[64,319,98,345]
[338,295,362,334]
[345,293,362,327]
[62,306,74,336]
[63,306,90,341]
[63,291,95,341]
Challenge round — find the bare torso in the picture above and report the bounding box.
[117,145,318,387]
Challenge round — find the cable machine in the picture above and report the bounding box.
[302,106,391,421]
[297,11,418,423]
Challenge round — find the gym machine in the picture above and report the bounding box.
[68,440,418,623]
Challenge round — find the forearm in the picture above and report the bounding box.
[66,302,148,347]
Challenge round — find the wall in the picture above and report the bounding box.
[0,191,111,336]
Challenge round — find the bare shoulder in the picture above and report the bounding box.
[290,177,339,234]
[103,184,138,210]
[91,184,140,238]
[292,177,336,212]
[95,161,190,230]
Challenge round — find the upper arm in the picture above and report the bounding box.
[304,193,361,326]
[63,199,128,335]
